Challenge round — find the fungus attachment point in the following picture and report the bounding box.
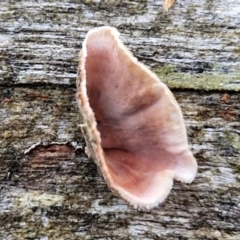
[76,26,197,209]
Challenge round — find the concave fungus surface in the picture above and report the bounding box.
[76,26,197,209]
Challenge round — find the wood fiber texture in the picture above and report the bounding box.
[0,0,240,239]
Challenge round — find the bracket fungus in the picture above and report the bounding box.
[76,26,197,209]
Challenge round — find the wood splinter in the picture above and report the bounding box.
[163,0,176,10]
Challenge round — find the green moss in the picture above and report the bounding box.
[224,131,240,150]
[153,66,240,91]
[16,192,64,209]
[234,46,240,54]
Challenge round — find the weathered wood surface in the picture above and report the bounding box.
[0,0,240,239]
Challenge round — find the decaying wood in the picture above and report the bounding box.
[0,0,239,239]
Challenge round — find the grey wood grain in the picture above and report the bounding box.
[1,0,239,89]
[0,1,240,239]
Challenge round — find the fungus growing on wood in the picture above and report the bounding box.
[76,26,197,209]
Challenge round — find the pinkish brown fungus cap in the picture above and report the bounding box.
[76,26,197,209]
